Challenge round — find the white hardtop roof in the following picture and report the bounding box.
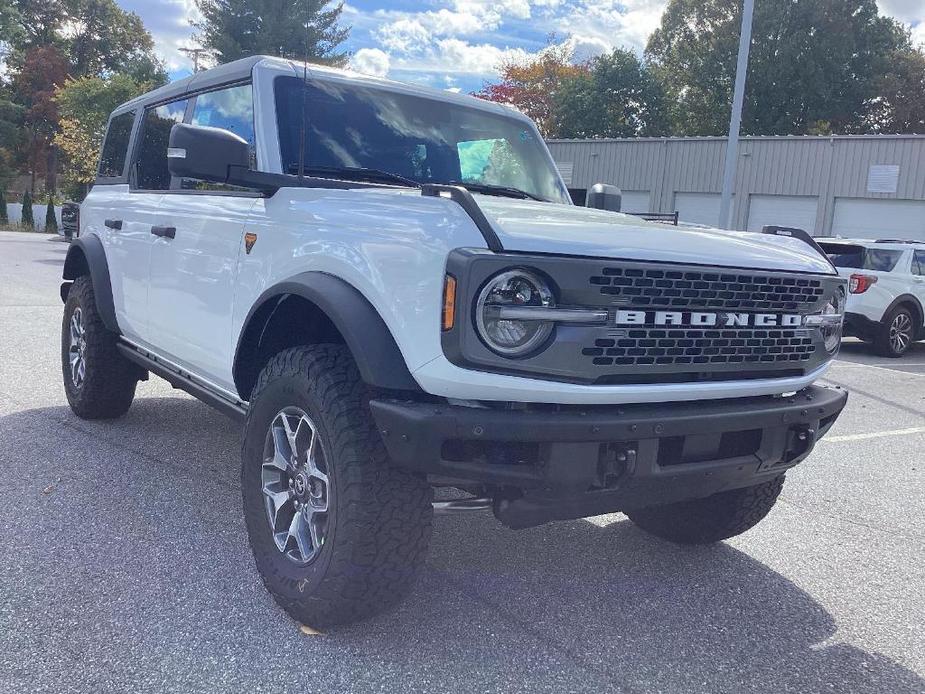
[113,55,526,122]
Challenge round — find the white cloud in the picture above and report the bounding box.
[376,18,433,53]
[911,22,925,48]
[434,38,529,73]
[351,48,391,77]
[538,0,664,56]
[878,0,925,24]
[374,0,535,58]
[563,34,611,63]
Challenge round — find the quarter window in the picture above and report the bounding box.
[913,250,925,276]
[135,100,188,191]
[98,111,135,179]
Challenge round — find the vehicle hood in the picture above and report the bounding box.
[474,197,835,275]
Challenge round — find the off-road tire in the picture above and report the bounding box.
[61,276,138,419]
[625,476,785,545]
[874,306,916,358]
[242,344,433,628]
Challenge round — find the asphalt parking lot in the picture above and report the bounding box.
[1,230,923,694]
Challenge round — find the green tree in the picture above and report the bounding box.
[646,0,925,135]
[67,0,166,82]
[5,0,165,81]
[20,189,33,228]
[0,0,22,48]
[44,197,57,233]
[553,48,669,138]
[194,0,350,66]
[0,190,8,225]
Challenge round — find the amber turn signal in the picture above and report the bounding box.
[442,275,457,331]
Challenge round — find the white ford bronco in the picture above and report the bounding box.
[61,56,848,627]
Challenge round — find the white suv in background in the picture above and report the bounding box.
[818,239,925,357]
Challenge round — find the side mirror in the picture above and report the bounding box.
[167,123,250,184]
[585,183,622,212]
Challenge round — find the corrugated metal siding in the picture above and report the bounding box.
[547,136,925,235]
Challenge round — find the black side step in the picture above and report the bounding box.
[117,343,247,421]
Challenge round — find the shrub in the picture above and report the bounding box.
[45,198,58,233]
[0,190,7,224]
[21,190,33,229]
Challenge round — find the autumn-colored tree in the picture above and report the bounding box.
[11,45,69,193]
[474,43,588,137]
[2,0,165,195]
[55,74,150,198]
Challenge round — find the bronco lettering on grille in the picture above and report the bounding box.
[614,310,804,327]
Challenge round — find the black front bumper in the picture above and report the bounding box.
[370,385,847,527]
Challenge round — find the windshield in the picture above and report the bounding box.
[818,243,904,272]
[274,76,571,204]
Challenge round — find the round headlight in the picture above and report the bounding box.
[475,269,555,357]
[820,287,846,353]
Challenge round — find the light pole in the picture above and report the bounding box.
[179,47,211,73]
[718,0,755,229]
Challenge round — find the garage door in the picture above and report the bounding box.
[620,190,651,214]
[746,195,818,235]
[832,198,925,241]
[674,193,734,227]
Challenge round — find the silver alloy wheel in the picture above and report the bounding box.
[889,312,913,354]
[261,407,331,565]
[68,307,86,388]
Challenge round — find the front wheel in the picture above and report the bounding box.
[875,306,916,357]
[241,344,433,628]
[625,476,785,545]
[61,276,138,419]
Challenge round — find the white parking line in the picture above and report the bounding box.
[832,361,925,376]
[821,426,925,443]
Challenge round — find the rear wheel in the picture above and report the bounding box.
[61,276,138,419]
[626,476,785,545]
[241,344,433,628]
[875,306,915,357]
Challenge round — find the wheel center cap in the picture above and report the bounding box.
[294,472,308,497]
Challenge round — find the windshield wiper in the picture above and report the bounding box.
[445,180,546,202]
[288,165,420,188]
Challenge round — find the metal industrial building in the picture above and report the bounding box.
[546,135,925,240]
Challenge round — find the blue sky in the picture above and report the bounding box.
[117,0,925,95]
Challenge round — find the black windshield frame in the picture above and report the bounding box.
[273,76,571,204]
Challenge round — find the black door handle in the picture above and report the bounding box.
[104,219,123,230]
[151,226,176,239]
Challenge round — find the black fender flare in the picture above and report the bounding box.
[881,294,925,333]
[233,272,420,396]
[61,235,120,334]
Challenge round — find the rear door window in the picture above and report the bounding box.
[135,99,189,191]
[179,84,255,192]
[98,110,136,179]
[190,84,255,149]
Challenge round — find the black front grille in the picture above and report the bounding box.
[590,267,824,312]
[580,327,816,368]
